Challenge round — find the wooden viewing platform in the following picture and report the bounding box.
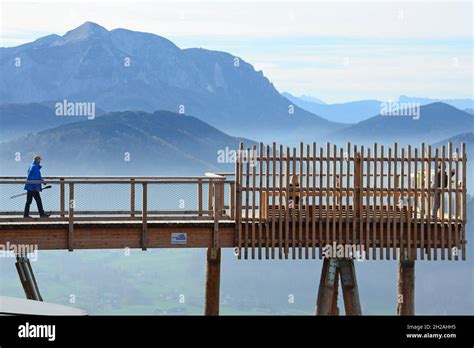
[0,142,468,315]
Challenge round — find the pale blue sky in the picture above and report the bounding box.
[1,0,472,103]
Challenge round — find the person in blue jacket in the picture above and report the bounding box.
[24,155,49,218]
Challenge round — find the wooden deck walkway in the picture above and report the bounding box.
[0,141,468,261]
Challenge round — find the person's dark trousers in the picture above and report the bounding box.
[24,190,45,217]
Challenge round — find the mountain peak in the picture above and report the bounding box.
[55,21,109,45]
[73,21,108,34]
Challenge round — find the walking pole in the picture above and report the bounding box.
[10,185,52,199]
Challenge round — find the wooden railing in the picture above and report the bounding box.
[0,174,233,251]
[0,174,233,221]
[235,142,468,261]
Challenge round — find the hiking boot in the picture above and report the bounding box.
[40,213,50,218]
[23,215,32,218]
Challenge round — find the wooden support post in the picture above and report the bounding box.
[339,259,362,315]
[68,182,74,252]
[331,269,340,316]
[219,180,225,218]
[354,152,362,254]
[461,143,467,260]
[208,180,214,218]
[316,258,340,315]
[198,178,203,217]
[15,254,43,301]
[397,258,415,315]
[142,182,147,251]
[206,175,224,313]
[236,143,243,259]
[60,178,65,217]
[204,247,221,316]
[212,180,223,251]
[230,182,235,220]
[130,178,135,218]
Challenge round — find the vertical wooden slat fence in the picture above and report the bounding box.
[236,142,467,261]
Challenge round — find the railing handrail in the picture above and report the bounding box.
[0,178,235,185]
[0,175,234,180]
[205,172,226,179]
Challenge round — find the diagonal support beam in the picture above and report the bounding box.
[339,259,362,315]
[15,254,43,301]
[316,258,361,315]
[316,258,340,315]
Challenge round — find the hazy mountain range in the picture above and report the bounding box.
[283,92,473,124]
[433,132,474,149]
[282,92,382,124]
[1,101,471,176]
[0,109,251,175]
[0,102,97,141]
[399,95,473,111]
[0,21,342,141]
[331,102,473,145]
